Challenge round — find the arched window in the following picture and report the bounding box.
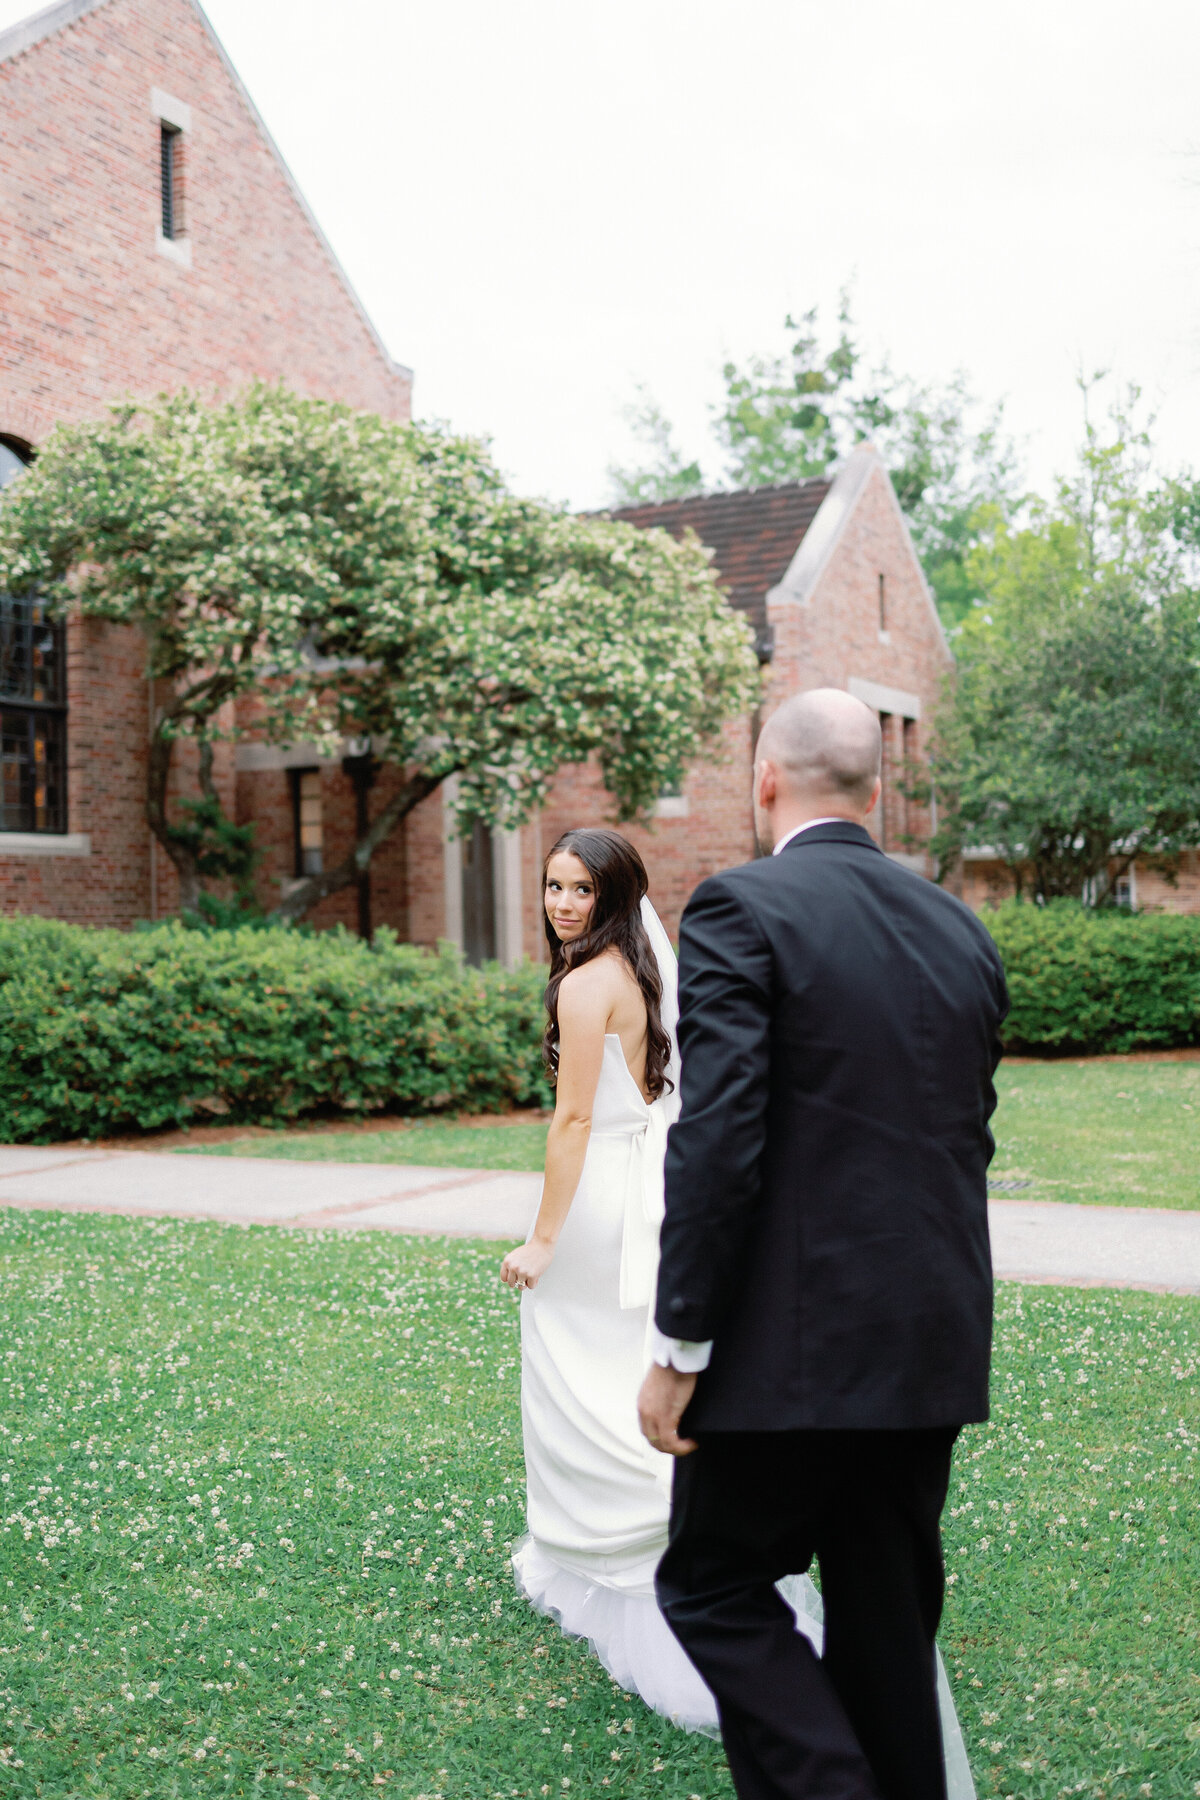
[0,439,67,834]
[0,438,30,491]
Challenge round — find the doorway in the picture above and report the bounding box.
[461,817,497,966]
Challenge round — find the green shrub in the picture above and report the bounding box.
[986,899,1200,1053]
[0,918,551,1142]
[11,900,1196,1143]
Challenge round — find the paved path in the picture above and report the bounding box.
[0,1146,1198,1296]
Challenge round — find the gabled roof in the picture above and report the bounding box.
[608,480,832,644]
[0,0,410,383]
[766,445,951,659]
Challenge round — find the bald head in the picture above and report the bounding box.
[753,689,881,848]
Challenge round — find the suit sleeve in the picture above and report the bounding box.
[654,873,775,1344]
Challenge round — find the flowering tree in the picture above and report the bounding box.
[0,386,759,920]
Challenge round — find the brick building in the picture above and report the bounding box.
[1,0,953,953]
[399,447,953,959]
[958,850,1200,916]
[0,0,412,924]
[532,446,954,941]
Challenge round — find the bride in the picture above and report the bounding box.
[499,827,975,1790]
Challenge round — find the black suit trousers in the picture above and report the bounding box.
[656,1428,959,1800]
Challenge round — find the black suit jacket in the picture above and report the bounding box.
[655,822,1008,1433]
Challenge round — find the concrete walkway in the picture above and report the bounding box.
[0,1146,1198,1296]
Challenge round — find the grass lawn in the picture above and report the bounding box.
[172,1059,1200,1212]
[992,1061,1200,1211]
[0,1212,1196,1800]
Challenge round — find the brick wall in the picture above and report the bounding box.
[0,0,410,925]
[534,720,756,943]
[238,759,410,934]
[536,462,946,939]
[960,853,1200,915]
[0,0,410,443]
[767,458,950,861]
[495,462,954,947]
[0,613,149,923]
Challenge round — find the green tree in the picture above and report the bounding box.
[0,387,759,922]
[926,388,1200,902]
[860,372,1021,629]
[607,385,705,506]
[713,298,860,486]
[612,299,1021,627]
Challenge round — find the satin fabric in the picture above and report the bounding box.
[521,1034,672,1597]
[511,924,975,1791]
[514,1035,978,1790]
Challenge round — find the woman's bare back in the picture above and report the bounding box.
[561,946,651,1101]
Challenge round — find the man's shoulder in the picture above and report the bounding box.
[687,849,1002,962]
[683,841,867,917]
[683,857,776,916]
[895,864,1004,951]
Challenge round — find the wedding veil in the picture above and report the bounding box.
[618,897,682,1310]
[639,893,681,1108]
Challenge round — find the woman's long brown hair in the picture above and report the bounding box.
[541,828,674,1100]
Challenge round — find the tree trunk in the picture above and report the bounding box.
[145,718,203,914]
[271,767,447,924]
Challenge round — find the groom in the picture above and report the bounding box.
[638,688,1007,1800]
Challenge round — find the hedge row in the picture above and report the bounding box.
[0,917,551,1143]
[0,900,1196,1142]
[985,899,1200,1054]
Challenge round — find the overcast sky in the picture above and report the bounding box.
[7,0,1200,507]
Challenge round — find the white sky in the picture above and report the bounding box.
[6,0,1200,507]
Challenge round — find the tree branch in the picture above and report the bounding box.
[270,767,448,922]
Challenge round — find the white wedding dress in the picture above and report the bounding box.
[512,903,976,1795]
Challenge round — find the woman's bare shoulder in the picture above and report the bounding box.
[558,949,630,1011]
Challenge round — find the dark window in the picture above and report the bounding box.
[902,716,918,765]
[878,571,887,632]
[290,768,324,876]
[901,717,919,842]
[160,123,182,240]
[461,817,496,966]
[877,710,892,851]
[0,440,29,491]
[0,595,67,834]
[0,442,67,835]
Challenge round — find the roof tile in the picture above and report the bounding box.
[608,480,831,640]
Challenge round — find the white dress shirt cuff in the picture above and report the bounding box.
[648,1323,713,1373]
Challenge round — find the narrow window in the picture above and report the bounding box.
[461,817,497,966]
[878,572,887,633]
[291,768,324,876]
[902,716,918,766]
[160,122,181,240]
[901,716,918,841]
[877,711,892,850]
[0,442,67,835]
[0,594,68,834]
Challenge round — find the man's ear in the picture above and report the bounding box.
[753,758,777,811]
[863,775,882,817]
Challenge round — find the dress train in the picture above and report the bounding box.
[515,1034,975,1794]
[514,1535,976,1800]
